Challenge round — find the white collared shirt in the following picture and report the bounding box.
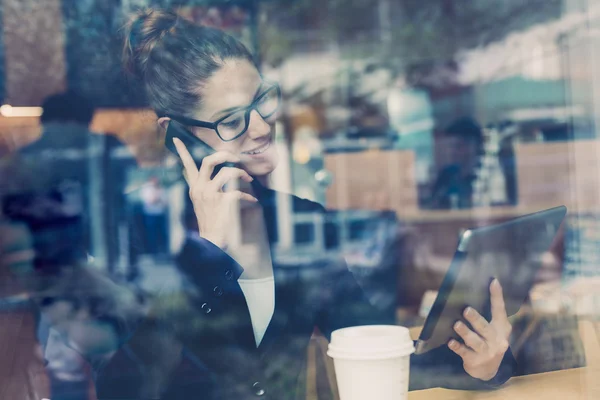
[237,276,275,347]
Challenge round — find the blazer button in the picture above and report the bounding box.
[201,302,212,314]
[225,270,234,280]
[252,382,265,396]
[213,286,224,297]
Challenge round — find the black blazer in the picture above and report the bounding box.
[95,182,516,399]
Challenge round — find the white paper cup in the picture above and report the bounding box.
[327,325,414,400]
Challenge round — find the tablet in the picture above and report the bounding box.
[414,205,567,355]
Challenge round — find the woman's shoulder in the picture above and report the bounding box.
[293,195,326,212]
[268,188,326,213]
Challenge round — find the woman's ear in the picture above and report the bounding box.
[158,116,171,131]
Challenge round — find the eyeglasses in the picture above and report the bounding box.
[167,82,282,142]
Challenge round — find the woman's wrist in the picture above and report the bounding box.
[199,233,227,251]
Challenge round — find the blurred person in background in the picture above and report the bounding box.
[90,9,517,399]
[429,117,484,209]
[11,91,98,263]
[0,91,99,399]
[140,175,169,257]
[0,202,144,400]
[101,130,137,276]
[16,91,135,274]
[0,91,143,399]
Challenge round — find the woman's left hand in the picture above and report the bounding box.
[448,279,513,381]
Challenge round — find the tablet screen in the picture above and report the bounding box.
[415,206,567,354]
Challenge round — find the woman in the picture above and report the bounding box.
[95,9,516,399]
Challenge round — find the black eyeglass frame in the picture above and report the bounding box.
[167,82,282,143]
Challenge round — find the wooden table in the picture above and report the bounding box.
[408,367,600,400]
[408,319,600,399]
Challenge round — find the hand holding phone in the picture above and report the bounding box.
[171,136,258,249]
[165,120,235,179]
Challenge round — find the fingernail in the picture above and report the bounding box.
[465,307,473,317]
[454,321,462,330]
[449,339,457,348]
[492,278,501,288]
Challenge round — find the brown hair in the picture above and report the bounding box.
[123,9,255,118]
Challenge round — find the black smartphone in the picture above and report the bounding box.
[165,120,235,178]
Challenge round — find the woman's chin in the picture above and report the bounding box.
[245,153,279,178]
[247,163,277,178]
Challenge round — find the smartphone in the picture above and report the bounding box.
[165,120,235,179]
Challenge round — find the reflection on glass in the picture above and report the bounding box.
[0,1,599,399]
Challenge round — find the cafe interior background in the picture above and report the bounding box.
[1,0,600,397]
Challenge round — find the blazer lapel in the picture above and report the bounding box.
[255,264,295,355]
[252,181,293,354]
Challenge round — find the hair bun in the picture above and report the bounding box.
[123,9,179,79]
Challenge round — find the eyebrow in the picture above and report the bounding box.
[211,83,265,120]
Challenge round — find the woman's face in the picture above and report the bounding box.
[185,59,279,177]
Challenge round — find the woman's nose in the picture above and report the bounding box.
[246,109,271,139]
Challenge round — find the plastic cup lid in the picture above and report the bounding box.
[327,325,415,360]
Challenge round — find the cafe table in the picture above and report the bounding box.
[408,366,599,399]
[307,316,600,399]
[408,319,600,400]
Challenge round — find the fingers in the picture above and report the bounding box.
[463,307,494,341]
[181,168,191,185]
[453,290,513,381]
[448,339,475,361]
[225,191,258,203]
[490,278,509,324]
[173,138,199,183]
[210,167,254,191]
[198,152,241,183]
[454,321,487,353]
